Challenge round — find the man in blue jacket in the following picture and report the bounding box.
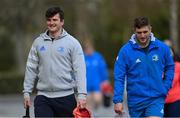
[83,39,110,110]
[113,16,174,117]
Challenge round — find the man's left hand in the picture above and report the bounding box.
[77,99,87,109]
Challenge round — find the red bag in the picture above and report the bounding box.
[73,106,91,118]
[101,82,113,94]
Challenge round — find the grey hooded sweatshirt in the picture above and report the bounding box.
[23,29,87,100]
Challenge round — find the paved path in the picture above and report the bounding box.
[0,94,129,117]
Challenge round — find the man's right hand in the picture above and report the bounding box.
[114,103,123,115]
[24,97,31,109]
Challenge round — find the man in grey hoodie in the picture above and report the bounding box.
[23,6,87,117]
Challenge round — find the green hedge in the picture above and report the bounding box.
[0,75,23,94]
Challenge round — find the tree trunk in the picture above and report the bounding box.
[170,0,179,52]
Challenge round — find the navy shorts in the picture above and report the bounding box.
[34,94,77,117]
[164,100,180,117]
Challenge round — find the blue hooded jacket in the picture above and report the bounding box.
[85,51,109,92]
[113,33,174,109]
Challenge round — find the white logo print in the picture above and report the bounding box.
[135,58,141,63]
[160,108,164,114]
[152,54,159,61]
[116,56,119,61]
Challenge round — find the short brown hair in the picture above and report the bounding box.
[45,6,64,21]
[134,16,150,29]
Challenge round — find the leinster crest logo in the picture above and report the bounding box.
[152,54,159,61]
